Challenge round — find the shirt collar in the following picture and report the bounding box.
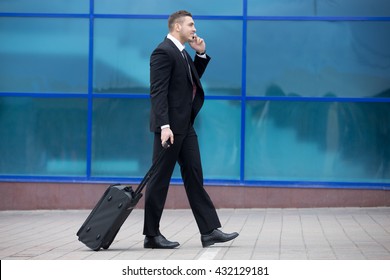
[167,33,185,52]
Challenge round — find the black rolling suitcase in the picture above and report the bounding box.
[76,142,170,251]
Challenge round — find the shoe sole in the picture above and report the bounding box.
[144,244,180,249]
[202,241,214,248]
[201,234,238,248]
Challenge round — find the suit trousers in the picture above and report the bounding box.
[143,125,221,236]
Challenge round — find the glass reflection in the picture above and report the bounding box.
[246,99,390,183]
[247,0,390,17]
[0,97,88,176]
[93,19,242,96]
[246,21,390,98]
[91,98,152,177]
[94,0,242,15]
[0,18,89,93]
[0,0,89,13]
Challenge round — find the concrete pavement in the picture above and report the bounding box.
[1,207,389,260]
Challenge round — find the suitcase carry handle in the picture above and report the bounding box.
[134,140,171,195]
[162,140,171,149]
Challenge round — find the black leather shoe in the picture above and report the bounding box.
[201,229,239,247]
[144,235,180,249]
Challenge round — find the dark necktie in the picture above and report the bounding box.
[182,50,197,99]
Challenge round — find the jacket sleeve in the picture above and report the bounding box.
[150,48,172,129]
[193,54,211,79]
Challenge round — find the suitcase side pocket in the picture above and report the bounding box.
[76,184,121,237]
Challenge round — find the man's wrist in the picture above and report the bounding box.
[196,50,206,55]
[161,124,170,130]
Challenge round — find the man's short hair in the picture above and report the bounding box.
[168,10,192,31]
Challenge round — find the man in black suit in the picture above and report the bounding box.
[144,10,239,249]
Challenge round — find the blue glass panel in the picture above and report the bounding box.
[94,19,242,96]
[171,100,241,180]
[0,97,88,176]
[0,0,89,13]
[248,0,316,16]
[93,19,166,94]
[246,21,390,98]
[0,17,89,93]
[94,0,242,15]
[247,0,390,16]
[318,0,390,17]
[91,98,153,177]
[245,101,390,183]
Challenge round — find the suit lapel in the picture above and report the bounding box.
[165,38,200,86]
[182,50,195,85]
[183,50,201,86]
[165,39,188,72]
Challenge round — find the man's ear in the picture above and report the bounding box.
[175,22,181,32]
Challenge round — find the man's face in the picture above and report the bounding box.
[177,16,196,43]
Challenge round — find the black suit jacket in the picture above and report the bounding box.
[149,37,210,134]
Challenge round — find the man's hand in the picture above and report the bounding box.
[161,127,174,147]
[189,34,206,54]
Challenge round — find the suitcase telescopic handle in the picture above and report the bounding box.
[134,140,171,195]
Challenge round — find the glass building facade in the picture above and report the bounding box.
[0,0,389,189]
